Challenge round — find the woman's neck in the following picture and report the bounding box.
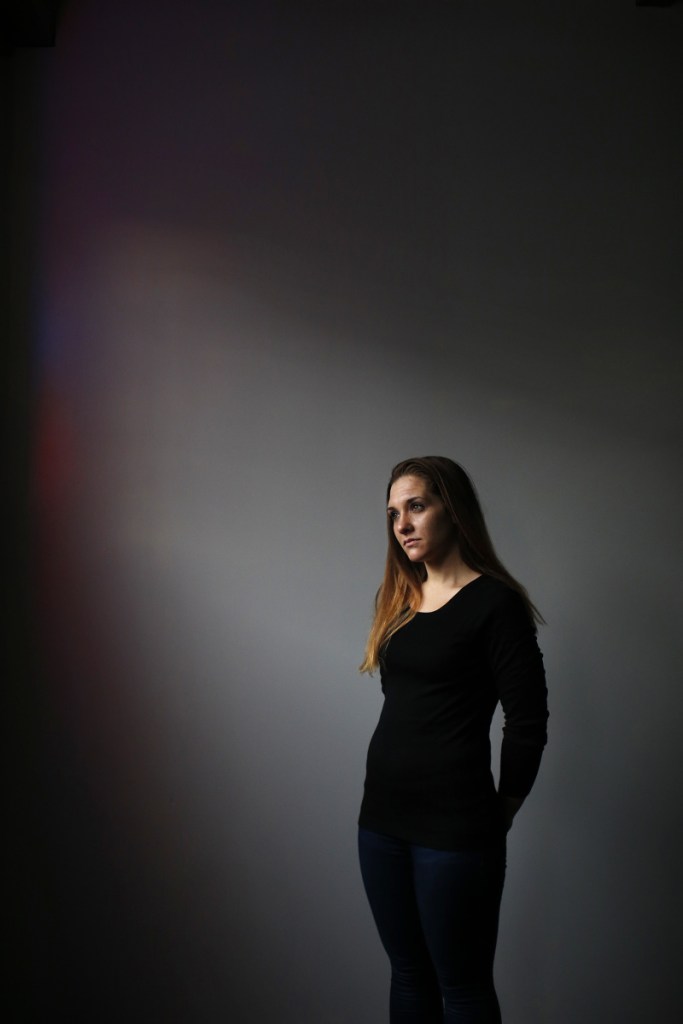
[422,548,479,591]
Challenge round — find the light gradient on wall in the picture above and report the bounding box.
[30,2,683,1021]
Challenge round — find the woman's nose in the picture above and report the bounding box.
[397,516,413,533]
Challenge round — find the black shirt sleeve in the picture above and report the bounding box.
[484,588,549,799]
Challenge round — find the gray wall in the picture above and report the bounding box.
[26,1,683,1021]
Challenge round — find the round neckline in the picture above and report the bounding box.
[415,573,486,614]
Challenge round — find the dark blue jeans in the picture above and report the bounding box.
[358,827,506,1023]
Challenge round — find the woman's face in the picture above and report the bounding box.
[387,474,458,564]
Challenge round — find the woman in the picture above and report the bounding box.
[358,456,548,1023]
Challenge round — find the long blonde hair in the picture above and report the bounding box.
[359,456,544,674]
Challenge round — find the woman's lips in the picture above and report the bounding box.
[404,539,420,547]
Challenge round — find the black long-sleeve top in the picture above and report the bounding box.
[358,574,548,849]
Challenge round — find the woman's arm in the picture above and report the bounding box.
[500,795,524,832]
[485,587,549,823]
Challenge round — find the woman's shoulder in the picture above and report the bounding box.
[466,575,531,619]
[468,574,516,600]
[473,576,537,635]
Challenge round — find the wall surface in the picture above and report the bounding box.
[25,1,683,1021]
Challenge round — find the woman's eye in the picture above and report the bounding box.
[388,511,399,520]
[411,503,424,511]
